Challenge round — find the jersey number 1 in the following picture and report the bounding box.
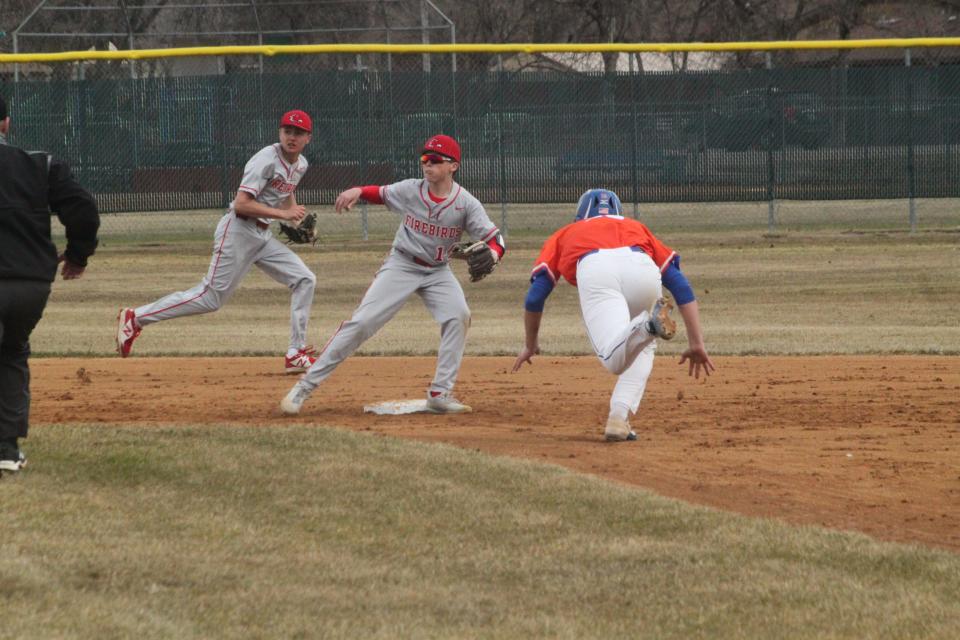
[435,246,444,262]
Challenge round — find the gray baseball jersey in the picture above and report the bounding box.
[297,178,503,400]
[232,143,309,225]
[380,179,499,264]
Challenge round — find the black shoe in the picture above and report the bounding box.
[0,439,26,473]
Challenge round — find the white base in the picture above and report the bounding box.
[363,399,431,415]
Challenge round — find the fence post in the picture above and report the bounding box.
[905,48,917,233]
[357,63,369,241]
[218,78,231,210]
[497,54,508,236]
[765,52,776,233]
[629,53,639,219]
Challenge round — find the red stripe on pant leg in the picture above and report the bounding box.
[315,320,345,358]
[316,258,389,358]
[139,217,234,320]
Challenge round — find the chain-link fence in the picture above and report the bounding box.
[3,49,960,238]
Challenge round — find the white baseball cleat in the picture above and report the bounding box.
[426,390,472,414]
[280,383,312,415]
[604,416,637,442]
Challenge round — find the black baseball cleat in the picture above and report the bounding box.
[0,439,27,475]
[647,297,677,340]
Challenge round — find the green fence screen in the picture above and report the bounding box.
[4,62,960,217]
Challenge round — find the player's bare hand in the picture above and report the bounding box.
[58,254,85,280]
[678,345,715,379]
[512,345,540,372]
[335,187,362,213]
[280,205,306,223]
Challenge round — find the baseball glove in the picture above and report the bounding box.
[278,213,319,246]
[450,240,498,282]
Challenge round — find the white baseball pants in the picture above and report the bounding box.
[576,247,663,417]
[134,212,316,351]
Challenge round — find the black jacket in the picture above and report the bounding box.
[0,142,100,282]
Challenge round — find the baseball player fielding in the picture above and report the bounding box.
[280,134,506,416]
[116,110,319,374]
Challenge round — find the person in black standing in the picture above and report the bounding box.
[0,94,100,475]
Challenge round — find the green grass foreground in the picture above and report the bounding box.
[3,424,959,639]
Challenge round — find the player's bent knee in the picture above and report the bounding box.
[202,290,225,311]
[294,272,316,290]
[599,355,628,376]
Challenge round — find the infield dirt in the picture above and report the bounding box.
[31,355,959,552]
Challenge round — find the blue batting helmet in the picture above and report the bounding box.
[574,188,623,221]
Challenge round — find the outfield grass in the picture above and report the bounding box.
[85,198,960,242]
[37,208,960,356]
[3,424,959,639]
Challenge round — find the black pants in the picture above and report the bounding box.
[0,279,51,441]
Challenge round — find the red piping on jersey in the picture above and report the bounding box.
[419,181,460,218]
[660,250,676,272]
[138,216,234,320]
[417,184,432,213]
[480,227,500,243]
[433,185,461,217]
[273,144,293,179]
[238,186,259,196]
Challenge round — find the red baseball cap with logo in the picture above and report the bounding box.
[280,110,312,133]
[422,134,460,162]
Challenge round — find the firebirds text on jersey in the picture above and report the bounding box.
[269,176,298,193]
[404,214,462,239]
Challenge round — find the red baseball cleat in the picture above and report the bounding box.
[284,346,317,374]
[116,308,141,357]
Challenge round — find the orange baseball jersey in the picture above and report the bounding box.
[531,216,676,286]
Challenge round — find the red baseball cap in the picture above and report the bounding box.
[280,110,312,133]
[422,134,460,162]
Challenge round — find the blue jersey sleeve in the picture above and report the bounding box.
[524,271,556,312]
[661,256,695,306]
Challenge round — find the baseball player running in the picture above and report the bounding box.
[280,134,506,415]
[512,188,715,441]
[116,110,319,373]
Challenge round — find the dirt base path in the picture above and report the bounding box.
[30,355,960,552]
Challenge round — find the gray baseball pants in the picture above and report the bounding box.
[299,252,470,394]
[135,212,316,350]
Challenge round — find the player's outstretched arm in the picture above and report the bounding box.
[676,300,716,379]
[512,310,543,372]
[335,187,362,213]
